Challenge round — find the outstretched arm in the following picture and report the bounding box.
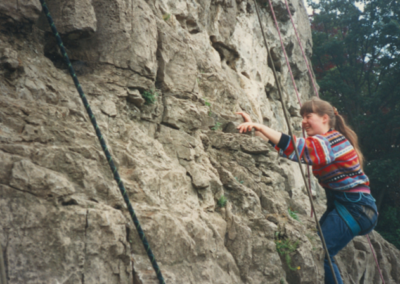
[236,120,335,166]
[236,112,272,143]
[237,122,282,145]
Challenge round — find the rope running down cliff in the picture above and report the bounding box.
[252,1,339,283]
[38,1,166,283]
[260,0,316,219]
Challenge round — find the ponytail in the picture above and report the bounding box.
[334,112,364,168]
[300,98,364,168]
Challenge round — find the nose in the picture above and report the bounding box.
[301,117,307,124]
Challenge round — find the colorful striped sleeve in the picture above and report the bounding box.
[275,134,336,166]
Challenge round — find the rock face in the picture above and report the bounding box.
[0,0,399,284]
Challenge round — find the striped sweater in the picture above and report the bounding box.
[274,130,370,191]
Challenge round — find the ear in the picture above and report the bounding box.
[322,114,329,125]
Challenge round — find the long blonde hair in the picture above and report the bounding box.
[300,97,364,168]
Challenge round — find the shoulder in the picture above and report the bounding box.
[306,133,331,145]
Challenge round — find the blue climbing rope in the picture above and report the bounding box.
[38,1,165,283]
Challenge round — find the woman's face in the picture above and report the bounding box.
[302,112,330,136]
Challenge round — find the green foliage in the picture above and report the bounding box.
[141,89,158,105]
[204,99,212,116]
[211,122,222,131]
[217,195,227,207]
[288,208,300,221]
[275,234,300,271]
[375,206,400,248]
[310,0,400,248]
[163,13,171,21]
[305,233,317,251]
[280,278,286,284]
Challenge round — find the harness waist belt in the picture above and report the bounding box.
[334,200,361,237]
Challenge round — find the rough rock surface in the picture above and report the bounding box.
[0,0,399,283]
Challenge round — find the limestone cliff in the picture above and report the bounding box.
[0,0,399,283]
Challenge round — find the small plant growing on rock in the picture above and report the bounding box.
[204,99,212,116]
[275,232,300,271]
[288,207,300,222]
[306,233,317,251]
[141,89,158,105]
[217,195,227,207]
[163,13,171,21]
[211,121,222,131]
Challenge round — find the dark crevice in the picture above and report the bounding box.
[268,48,281,72]
[189,28,200,34]
[210,36,240,71]
[1,239,9,283]
[7,184,39,198]
[160,122,180,130]
[85,210,89,236]
[61,199,79,206]
[187,19,200,34]
[241,72,250,79]
[132,263,143,284]
[81,210,89,284]
[113,204,123,211]
[126,226,131,244]
[360,268,366,283]
[155,29,165,91]
[246,2,253,13]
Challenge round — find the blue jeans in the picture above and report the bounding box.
[319,191,378,284]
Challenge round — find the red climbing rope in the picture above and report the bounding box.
[267,0,302,105]
[283,0,319,98]
[253,1,338,282]
[266,0,315,217]
[366,234,386,284]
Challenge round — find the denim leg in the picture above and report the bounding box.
[319,208,333,227]
[319,209,354,284]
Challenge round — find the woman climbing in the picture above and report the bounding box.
[236,97,378,284]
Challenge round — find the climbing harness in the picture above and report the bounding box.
[334,200,361,236]
[39,1,165,283]
[252,1,339,283]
